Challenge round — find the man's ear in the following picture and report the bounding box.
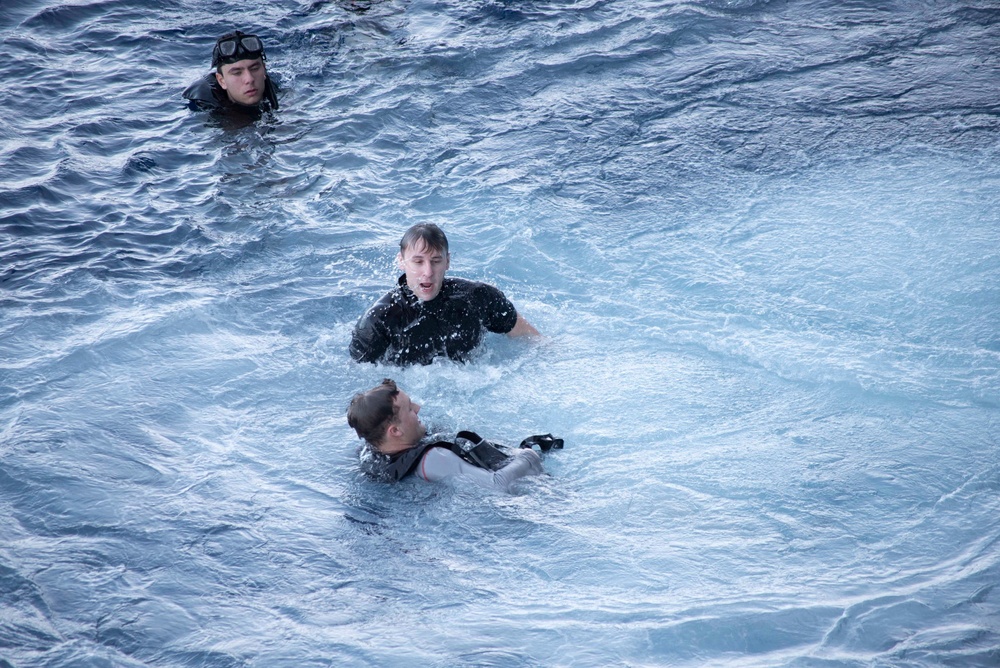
[386,422,401,439]
[215,72,227,90]
[396,252,404,271]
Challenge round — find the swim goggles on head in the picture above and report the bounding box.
[212,32,266,67]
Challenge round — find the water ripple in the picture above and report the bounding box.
[1,1,998,666]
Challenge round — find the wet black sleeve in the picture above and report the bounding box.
[350,303,391,363]
[474,283,519,334]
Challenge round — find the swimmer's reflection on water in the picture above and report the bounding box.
[350,223,540,366]
[347,379,562,491]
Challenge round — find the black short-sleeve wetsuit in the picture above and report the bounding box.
[350,275,519,365]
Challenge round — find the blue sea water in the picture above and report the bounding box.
[2,0,999,666]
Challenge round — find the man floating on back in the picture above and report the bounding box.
[347,379,561,490]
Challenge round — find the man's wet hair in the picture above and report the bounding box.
[347,378,399,447]
[400,223,449,256]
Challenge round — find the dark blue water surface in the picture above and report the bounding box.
[2,1,999,666]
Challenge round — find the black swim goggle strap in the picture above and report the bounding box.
[212,33,265,67]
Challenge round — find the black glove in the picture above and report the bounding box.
[518,433,564,452]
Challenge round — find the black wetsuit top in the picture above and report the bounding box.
[350,275,519,366]
[182,72,279,114]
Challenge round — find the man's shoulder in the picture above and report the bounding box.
[443,276,504,298]
[442,277,517,333]
[364,284,410,314]
[444,276,486,288]
[444,278,513,315]
[355,285,415,330]
[183,73,224,109]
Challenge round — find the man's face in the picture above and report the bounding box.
[398,239,450,302]
[215,58,267,106]
[391,390,426,445]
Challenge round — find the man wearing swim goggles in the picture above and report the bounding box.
[183,30,279,113]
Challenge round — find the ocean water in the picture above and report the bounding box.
[1,0,999,666]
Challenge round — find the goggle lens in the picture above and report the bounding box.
[215,35,263,61]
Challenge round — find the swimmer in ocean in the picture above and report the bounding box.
[183,30,279,114]
[350,223,540,366]
[348,379,560,490]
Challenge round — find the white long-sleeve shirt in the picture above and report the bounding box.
[415,446,543,491]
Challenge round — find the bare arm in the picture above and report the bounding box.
[507,313,540,338]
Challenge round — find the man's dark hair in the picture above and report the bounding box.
[400,223,449,256]
[347,378,399,447]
